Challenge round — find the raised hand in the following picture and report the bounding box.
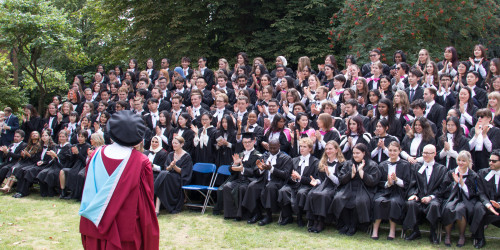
[232,153,242,165]
[310,176,318,186]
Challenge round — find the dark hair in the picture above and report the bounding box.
[159,111,173,132]
[377,118,390,131]
[325,55,339,71]
[129,59,139,70]
[178,112,192,128]
[15,129,25,138]
[295,112,310,130]
[410,99,426,110]
[455,86,475,113]
[334,74,346,83]
[77,130,89,139]
[124,71,136,83]
[344,55,356,65]
[24,104,39,117]
[441,116,462,147]
[220,114,236,134]
[440,73,452,80]
[267,113,286,134]
[370,49,381,55]
[409,116,434,141]
[398,62,409,74]
[393,50,407,63]
[237,74,248,81]
[346,115,365,135]
[467,70,480,79]
[368,89,381,105]
[181,57,191,63]
[353,143,370,162]
[491,149,500,159]
[237,52,249,65]
[409,68,423,78]
[444,46,459,68]
[375,98,395,125]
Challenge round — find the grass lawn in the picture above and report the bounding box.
[1,194,500,249]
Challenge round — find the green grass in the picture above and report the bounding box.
[1,194,500,249]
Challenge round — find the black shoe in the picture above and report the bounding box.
[405,231,421,241]
[338,225,349,235]
[12,193,24,198]
[258,216,273,226]
[387,236,394,241]
[308,220,318,232]
[314,221,325,233]
[474,238,485,248]
[247,214,262,224]
[371,236,379,240]
[346,227,357,236]
[212,210,220,216]
[430,231,439,245]
[297,219,305,227]
[279,216,293,226]
[234,217,241,222]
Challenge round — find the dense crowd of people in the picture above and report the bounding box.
[1,45,500,248]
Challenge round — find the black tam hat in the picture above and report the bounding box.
[107,110,145,147]
[241,132,255,140]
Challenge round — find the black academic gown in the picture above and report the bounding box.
[470,168,500,236]
[436,134,470,170]
[213,130,237,169]
[425,103,446,133]
[20,116,43,142]
[278,155,319,217]
[339,133,372,160]
[154,152,193,214]
[440,168,478,226]
[313,129,341,159]
[0,142,28,184]
[400,135,435,159]
[192,126,216,165]
[263,130,291,155]
[373,159,411,223]
[36,143,74,196]
[403,162,447,229]
[65,143,91,198]
[222,149,261,219]
[304,160,343,221]
[170,127,195,156]
[14,146,54,196]
[241,152,293,214]
[144,149,168,181]
[469,126,500,172]
[329,160,380,224]
[369,135,399,164]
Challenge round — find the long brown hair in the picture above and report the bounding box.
[318,141,345,172]
[407,117,434,141]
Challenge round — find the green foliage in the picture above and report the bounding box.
[84,0,340,69]
[0,0,84,113]
[330,0,500,66]
[21,67,69,106]
[0,54,28,111]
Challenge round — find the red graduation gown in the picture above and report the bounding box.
[80,148,160,250]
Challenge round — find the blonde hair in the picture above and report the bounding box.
[218,58,230,72]
[416,49,431,66]
[91,133,105,147]
[457,150,473,169]
[394,90,410,115]
[159,69,170,83]
[318,141,345,172]
[488,92,500,117]
[299,137,314,149]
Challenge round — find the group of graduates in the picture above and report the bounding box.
[1,44,500,248]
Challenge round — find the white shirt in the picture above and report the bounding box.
[299,154,310,176]
[425,100,435,118]
[243,149,254,161]
[150,111,159,128]
[485,169,500,192]
[385,158,404,188]
[215,108,225,122]
[418,160,435,184]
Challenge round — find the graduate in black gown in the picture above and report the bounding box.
[155,111,174,152]
[441,151,478,247]
[36,130,74,197]
[1,131,41,193]
[470,149,500,248]
[330,143,380,236]
[403,144,447,244]
[73,133,105,201]
[261,114,292,155]
[59,130,91,199]
[400,117,436,165]
[191,113,217,187]
[304,140,344,233]
[369,98,403,141]
[371,141,411,240]
[369,119,399,164]
[312,113,341,159]
[288,113,316,158]
[221,132,261,220]
[12,129,55,198]
[170,112,195,154]
[469,109,500,172]
[154,136,193,215]
[242,139,293,226]
[235,111,264,154]
[214,114,237,168]
[278,138,319,227]
[436,116,470,170]
[339,116,372,160]
[143,136,168,181]
[0,131,27,185]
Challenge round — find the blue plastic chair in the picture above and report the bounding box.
[182,163,217,214]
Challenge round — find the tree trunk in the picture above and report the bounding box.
[11,47,19,87]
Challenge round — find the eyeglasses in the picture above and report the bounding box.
[489,159,499,163]
[277,69,284,72]
[396,67,401,70]
[422,152,434,155]
[369,54,378,57]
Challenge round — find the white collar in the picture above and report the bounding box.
[300,154,311,162]
[389,157,401,163]
[427,100,435,106]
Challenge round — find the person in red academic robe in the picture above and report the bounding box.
[79,110,159,249]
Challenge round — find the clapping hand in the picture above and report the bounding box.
[291,170,301,181]
[167,160,176,171]
[310,176,319,186]
[232,153,242,165]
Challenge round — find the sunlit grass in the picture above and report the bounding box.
[1,193,500,249]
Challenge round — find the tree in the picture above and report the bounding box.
[330,0,500,66]
[0,54,28,111]
[0,0,84,114]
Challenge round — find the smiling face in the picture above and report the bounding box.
[352,148,364,162]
